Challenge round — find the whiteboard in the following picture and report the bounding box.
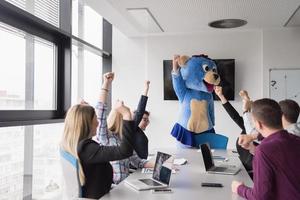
[269,69,300,106]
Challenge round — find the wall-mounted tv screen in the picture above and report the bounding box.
[163,59,235,101]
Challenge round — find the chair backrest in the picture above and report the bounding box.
[193,133,228,149]
[60,149,82,198]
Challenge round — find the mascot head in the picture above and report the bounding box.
[178,54,220,93]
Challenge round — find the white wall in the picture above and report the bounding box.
[112,28,263,150]
[262,28,300,97]
[111,28,147,109]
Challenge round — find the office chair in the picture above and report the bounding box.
[193,133,228,149]
[60,149,82,198]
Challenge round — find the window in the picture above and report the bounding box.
[71,44,103,106]
[0,123,64,199]
[0,22,57,110]
[0,126,24,199]
[72,0,103,49]
[0,1,111,199]
[0,23,26,110]
[32,123,64,199]
[34,38,57,110]
[5,0,60,28]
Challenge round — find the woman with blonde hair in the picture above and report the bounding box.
[60,72,135,199]
[98,81,154,184]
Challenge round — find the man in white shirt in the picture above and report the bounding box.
[279,99,300,137]
[239,99,300,154]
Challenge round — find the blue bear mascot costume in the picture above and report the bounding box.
[171,54,220,147]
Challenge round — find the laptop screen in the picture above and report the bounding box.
[200,143,215,170]
[152,152,172,184]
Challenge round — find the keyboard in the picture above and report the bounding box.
[139,179,162,186]
[213,166,228,172]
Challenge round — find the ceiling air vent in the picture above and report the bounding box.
[208,19,247,29]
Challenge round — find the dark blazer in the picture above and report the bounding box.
[77,120,134,199]
[133,95,149,159]
[222,102,253,171]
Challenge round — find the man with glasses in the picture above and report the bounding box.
[132,81,151,159]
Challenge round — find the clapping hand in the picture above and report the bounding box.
[172,55,180,72]
[114,100,132,120]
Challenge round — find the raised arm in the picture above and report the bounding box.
[134,81,150,127]
[78,120,134,163]
[208,95,215,126]
[172,55,187,102]
[214,86,228,104]
[99,72,114,104]
[96,72,114,144]
[215,86,245,131]
[79,102,134,163]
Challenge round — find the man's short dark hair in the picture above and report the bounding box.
[133,110,150,116]
[279,99,300,123]
[251,98,283,129]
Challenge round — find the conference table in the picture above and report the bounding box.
[101,147,253,200]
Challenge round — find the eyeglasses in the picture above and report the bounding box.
[142,117,150,123]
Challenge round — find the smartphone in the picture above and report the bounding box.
[152,188,173,193]
[201,182,223,187]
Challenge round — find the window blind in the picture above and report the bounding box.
[5,0,60,27]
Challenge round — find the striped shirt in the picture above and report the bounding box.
[95,102,148,184]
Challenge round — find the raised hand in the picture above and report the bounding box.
[214,86,223,97]
[80,98,89,105]
[172,55,180,72]
[239,90,250,101]
[214,86,227,104]
[144,80,150,96]
[239,90,252,112]
[242,99,252,112]
[100,72,114,103]
[114,100,132,120]
[103,72,114,84]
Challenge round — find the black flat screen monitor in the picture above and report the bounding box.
[163,59,235,101]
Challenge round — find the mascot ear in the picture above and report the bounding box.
[178,55,190,67]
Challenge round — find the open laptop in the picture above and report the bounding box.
[200,143,240,175]
[125,151,172,191]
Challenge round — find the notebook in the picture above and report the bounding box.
[200,143,240,175]
[125,151,172,190]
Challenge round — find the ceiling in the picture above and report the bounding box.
[87,0,300,36]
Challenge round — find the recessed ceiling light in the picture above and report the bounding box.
[208,19,247,28]
[127,8,164,33]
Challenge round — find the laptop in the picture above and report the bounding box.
[200,143,240,175]
[125,151,172,191]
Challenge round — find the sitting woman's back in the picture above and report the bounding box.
[60,72,135,199]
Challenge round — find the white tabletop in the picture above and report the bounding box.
[101,148,253,200]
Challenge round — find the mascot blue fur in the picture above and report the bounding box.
[171,54,220,147]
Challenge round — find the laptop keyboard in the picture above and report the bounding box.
[139,179,162,186]
[213,166,228,172]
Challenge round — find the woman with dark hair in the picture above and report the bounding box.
[214,86,256,172]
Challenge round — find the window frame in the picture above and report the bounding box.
[0,1,112,127]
